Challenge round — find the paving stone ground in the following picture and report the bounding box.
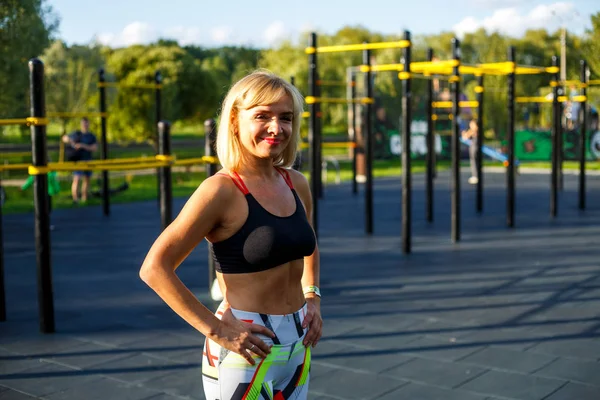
[1,168,600,400]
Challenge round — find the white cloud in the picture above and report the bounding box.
[97,22,160,47]
[453,2,581,38]
[210,26,234,44]
[263,21,290,46]
[165,26,203,46]
[97,23,233,47]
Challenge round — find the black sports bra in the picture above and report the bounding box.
[209,168,316,274]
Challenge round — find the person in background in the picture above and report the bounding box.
[462,118,479,185]
[62,117,97,204]
[139,71,321,400]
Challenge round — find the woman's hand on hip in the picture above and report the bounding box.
[302,296,323,348]
[211,308,275,365]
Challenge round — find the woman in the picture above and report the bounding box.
[140,70,322,400]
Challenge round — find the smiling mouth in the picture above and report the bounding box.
[264,138,281,145]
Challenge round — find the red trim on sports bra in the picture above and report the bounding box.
[230,171,250,194]
[276,167,294,189]
[215,171,250,194]
[219,169,293,194]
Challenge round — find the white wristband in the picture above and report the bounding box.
[303,285,321,298]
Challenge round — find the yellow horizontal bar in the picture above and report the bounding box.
[47,112,109,118]
[515,96,571,103]
[478,61,513,70]
[322,142,357,148]
[589,80,600,85]
[572,95,587,102]
[0,118,29,126]
[302,111,311,118]
[310,40,410,54]
[516,97,549,103]
[474,86,484,93]
[155,155,174,162]
[173,156,219,166]
[30,161,170,174]
[546,66,560,74]
[432,101,478,108]
[411,60,459,71]
[299,142,356,149]
[0,117,48,126]
[561,80,580,86]
[0,163,30,172]
[514,66,544,75]
[448,75,460,83]
[305,96,372,104]
[460,66,482,75]
[398,72,411,80]
[98,82,162,89]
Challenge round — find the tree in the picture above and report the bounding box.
[0,0,58,129]
[104,43,214,145]
[41,40,105,135]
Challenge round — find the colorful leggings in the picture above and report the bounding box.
[202,302,311,400]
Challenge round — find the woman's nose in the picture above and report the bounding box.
[268,118,283,134]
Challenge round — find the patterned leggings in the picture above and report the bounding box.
[202,302,311,400]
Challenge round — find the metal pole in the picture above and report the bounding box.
[579,60,588,210]
[0,178,5,321]
[348,69,358,195]
[30,58,54,333]
[475,74,484,213]
[451,38,461,243]
[308,33,319,237]
[99,68,110,216]
[203,119,219,298]
[158,121,172,230]
[289,76,301,171]
[401,30,412,254]
[551,56,559,217]
[558,92,564,191]
[155,71,162,207]
[364,47,374,235]
[507,46,516,228]
[426,48,434,223]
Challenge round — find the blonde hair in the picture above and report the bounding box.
[216,70,304,171]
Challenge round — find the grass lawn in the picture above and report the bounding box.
[1,159,450,215]
[2,135,599,215]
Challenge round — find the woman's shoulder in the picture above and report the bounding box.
[193,170,239,201]
[281,167,309,189]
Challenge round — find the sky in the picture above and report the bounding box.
[48,0,597,48]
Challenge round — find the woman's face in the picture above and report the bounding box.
[236,94,294,162]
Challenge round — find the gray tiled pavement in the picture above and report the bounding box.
[1,169,600,399]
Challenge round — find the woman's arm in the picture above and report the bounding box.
[139,176,230,336]
[140,175,275,363]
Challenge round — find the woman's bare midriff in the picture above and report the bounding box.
[217,259,306,315]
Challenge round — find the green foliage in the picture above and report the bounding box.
[3,11,600,148]
[41,40,105,134]
[0,0,58,137]
[104,44,210,144]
